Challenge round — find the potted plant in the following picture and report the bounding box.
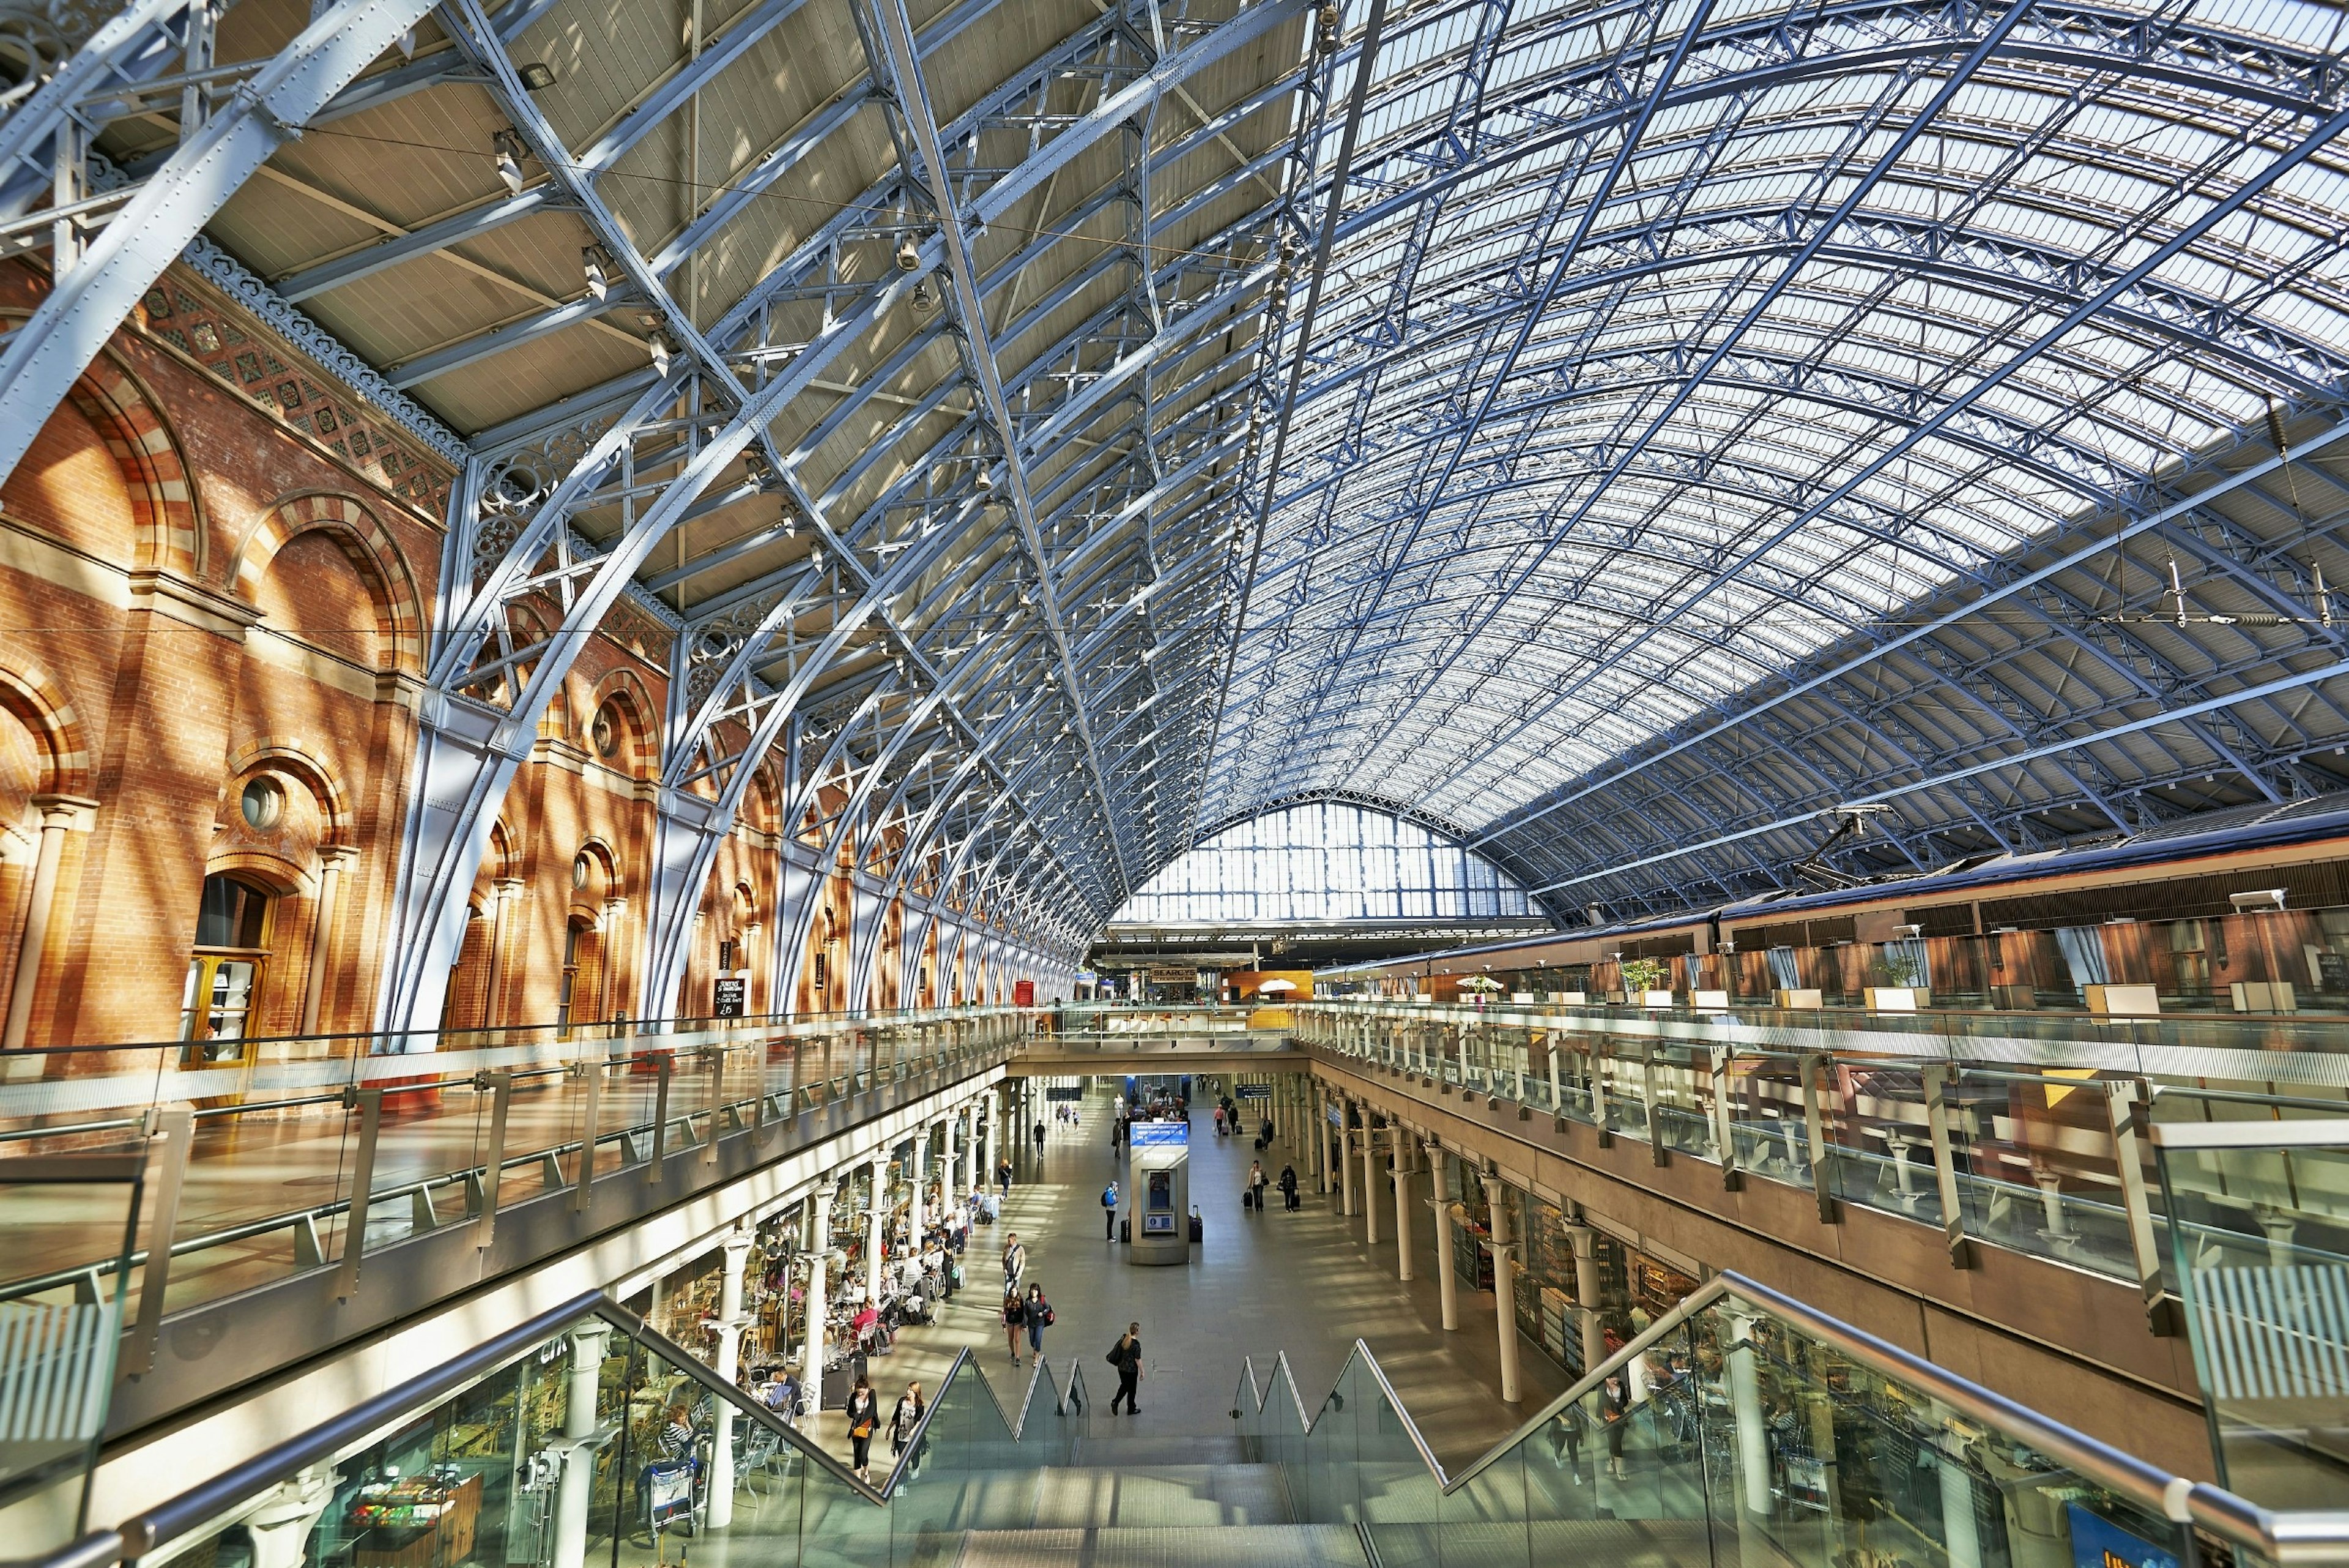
[1620,957,1672,1008]
[1863,949,1929,1011]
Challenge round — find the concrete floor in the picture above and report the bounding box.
[800,1077,1566,1476]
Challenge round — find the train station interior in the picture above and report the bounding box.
[1,0,2348,1564]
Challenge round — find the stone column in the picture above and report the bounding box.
[1314,1087,1331,1195]
[299,845,355,1037]
[240,1467,335,1568]
[864,1153,888,1305]
[1362,1120,1381,1245]
[1937,1436,1983,1568]
[551,1321,612,1568]
[707,1230,755,1527]
[801,1194,831,1410]
[1,797,86,1053]
[1567,1219,1603,1373]
[1392,1145,1415,1280]
[1490,1186,1521,1403]
[1423,1138,1457,1329]
[910,1121,929,1244]
[487,876,524,1028]
[1339,1108,1357,1216]
[1726,1310,1770,1517]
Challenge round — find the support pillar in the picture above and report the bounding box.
[801,1193,831,1409]
[551,1321,611,1568]
[1567,1219,1603,1373]
[1491,1236,1522,1404]
[910,1121,929,1243]
[1,797,86,1052]
[706,1230,754,1527]
[1315,1087,1331,1195]
[1422,1136,1455,1328]
[1362,1119,1380,1244]
[1727,1310,1770,1518]
[1340,1109,1357,1216]
[1393,1150,1415,1280]
[1937,1438,1984,1568]
[864,1153,887,1305]
[239,1468,335,1568]
[299,846,355,1036]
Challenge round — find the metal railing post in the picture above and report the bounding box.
[1711,1047,1741,1190]
[1923,1065,1970,1268]
[574,1053,600,1213]
[2105,1080,2172,1334]
[647,1053,673,1183]
[1642,1045,1666,1165]
[123,1104,193,1377]
[474,1071,511,1249]
[1590,1045,1612,1147]
[335,1088,383,1301]
[703,1046,724,1165]
[1803,1054,1839,1224]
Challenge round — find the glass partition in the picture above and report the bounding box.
[1233,1273,2314,1568]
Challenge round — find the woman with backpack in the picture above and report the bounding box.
[1024,1282,1053,1359]
[1001,1288,1028,1366]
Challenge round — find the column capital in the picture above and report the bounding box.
[316,844,361,868]
[29,793,96,823]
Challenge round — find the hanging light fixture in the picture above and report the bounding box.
[582,245,612,301]
[492,130,527,195]
[896,233,921,271]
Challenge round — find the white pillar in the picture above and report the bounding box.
[1490,1186,1521,1403]
[240,1467,335,1568]
[2258,1208,2298,1271]
[1315,1087,1331,1195]
[1340,1112,1357,1216]
[864,1153,887,1305]
[551,1321,611,1568]
[801,1194,831,1413]
[1938,1439,1983,1568]
[1568,1220,1603,1372]
[707,1230,754,1528]
[299,846,354,1036]
[1393,1153,1415,1280]
[1362,1121,1381,1245]
[910,1122,929,1243]
[1727,1310,1771,1518]
[1,797,81,1053]
[1424,1139,1456,1329]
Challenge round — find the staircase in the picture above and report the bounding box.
[937,1434,1371,1567]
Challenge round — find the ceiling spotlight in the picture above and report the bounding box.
[492,129,527,195]
[974,469,995,496]
[518,61,558,91]
[582,244,612,301]
[896,234,921,272]
[911,278,933,311]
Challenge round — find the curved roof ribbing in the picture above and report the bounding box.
[8,0,2349,1003]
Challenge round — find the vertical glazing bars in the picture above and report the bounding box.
[573,1052,600,1213]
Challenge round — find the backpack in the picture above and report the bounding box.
[1101,1186,1116,1208]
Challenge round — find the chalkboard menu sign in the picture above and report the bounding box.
[713,976,747,1018]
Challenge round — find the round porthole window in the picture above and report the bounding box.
[240,777,284,832]
[572,853,591,890]
[590,704,620,758]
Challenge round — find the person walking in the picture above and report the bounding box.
[1213,1104,1226,1139]
[1033,1120,1047,1157]
[1001,1288,1028,1366]
[1278,1162,1299,1211]
[1248,1159,1268,1214]
[1102,1178,1120,1239]
[1001,1232,1027,1294]
[845,1374,880,1484]
[891,1381,926,1463]
[1599,1372,1631,1481]
[996,1156,1012,1198]
[1025,1282,1052,1360]
[1107,1322,1143,1413]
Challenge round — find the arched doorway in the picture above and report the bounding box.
[182,874,275,1060]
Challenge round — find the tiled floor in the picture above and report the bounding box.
[800,1078,1565,1473]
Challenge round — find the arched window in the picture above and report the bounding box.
[182,874,273,1058]
[1111,801,1537,923]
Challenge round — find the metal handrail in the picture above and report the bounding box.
[7,1291,1083,1568]
[1233,1269,2349,1566]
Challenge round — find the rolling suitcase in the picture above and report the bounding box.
[1242,1189,1253,1212]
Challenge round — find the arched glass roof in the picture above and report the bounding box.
[1111,799,1538,921]
[17,0,2349,989]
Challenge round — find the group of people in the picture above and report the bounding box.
[1241,1157,1302,1213]
[841,1372,930,1484]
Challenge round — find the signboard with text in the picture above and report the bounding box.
[712,976,746,1019]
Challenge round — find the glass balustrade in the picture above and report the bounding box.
[55,1295,1088,1568]
[0,1007,1033,1343]
[1233,1270,2335,1568]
